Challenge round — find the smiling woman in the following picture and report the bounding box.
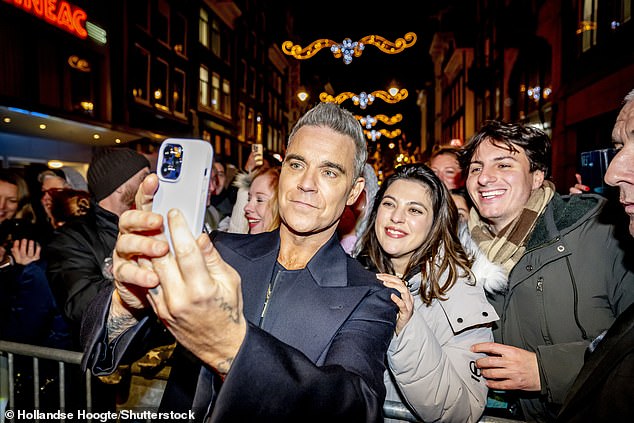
[355,163,503,423]
[243,166,280,234]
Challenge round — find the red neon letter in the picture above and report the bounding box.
[56,1,73,32]
[72,8,87,38]
[44,0,56,23]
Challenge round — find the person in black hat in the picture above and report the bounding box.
[41,147,150,412]
[45,147,151,345]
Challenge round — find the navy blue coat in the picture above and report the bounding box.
[81,230,398,422]
[557,302,634,422]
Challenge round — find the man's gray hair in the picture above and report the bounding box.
[624,89,634,103]
[287,102,367,180]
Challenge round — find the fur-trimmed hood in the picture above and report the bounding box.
[232,171,254,191]
[458,223,508,294]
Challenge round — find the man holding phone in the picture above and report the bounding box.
[81,103,398,421]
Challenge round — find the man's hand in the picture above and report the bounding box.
[471,342,541,391]
[148,209,247,376]
[11,239,40,266]
[108,173,168,340]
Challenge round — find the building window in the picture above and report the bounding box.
[239,60,247,93]
[222,78,231,117]
[152,58,169,111]
[577,0,598,52]
[199,66,209,107]
[215,134,222,156]
[224,35,232,65]
[154,0,170,45]
[224,137,232,156]
[199,8,209,48]
[211,19,221,58]
[173,13,187,56]
[238,103,246,141]
[247,107,255,140]
[266,124,272,151]
[249,32,257,61]
[173,68,186,117]
[249,66,256,98]
[131,44,150,103]
[211,72,221,112]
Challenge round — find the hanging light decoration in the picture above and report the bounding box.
[320,89,408,109]
[282,32,417,65]
[364,128,401,140]
[366,129,382,141]
[356,114,403,128]
[359,115,377,129]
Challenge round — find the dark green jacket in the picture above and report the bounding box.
[486,193,634,422]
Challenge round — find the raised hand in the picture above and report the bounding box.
[377,273,414,335]
[569,173,590,195]
[148,209,246,375]
[11,239,40,266]
[107,173,169,340]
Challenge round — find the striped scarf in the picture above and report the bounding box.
[468,180,555,276]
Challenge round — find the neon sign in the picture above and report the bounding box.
[4,0,88,39]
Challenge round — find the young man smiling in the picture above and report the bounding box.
[460,121,634,422]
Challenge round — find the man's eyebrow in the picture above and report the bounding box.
[322,160,347,175]
[284,153,304,163]
[285,154,347,175]
[470,155,519,165]
[492,155,519,162]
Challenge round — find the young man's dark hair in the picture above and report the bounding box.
[459,120,551,177]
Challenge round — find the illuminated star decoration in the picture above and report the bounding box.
[359,115,377,129]
[352,92,375,109]
[282,32,417,65]
[331,38,365,65]
[364,128,402,140]
[356,114,403,128]
[367,129,381,141]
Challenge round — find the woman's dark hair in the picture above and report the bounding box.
[356,163,473,305]
[459,120,551,177]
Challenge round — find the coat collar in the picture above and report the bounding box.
[226,229,349,287]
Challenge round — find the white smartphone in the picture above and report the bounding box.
[152,138,214,250]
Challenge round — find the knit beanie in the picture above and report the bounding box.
[88,148,150,201]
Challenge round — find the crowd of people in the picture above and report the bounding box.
[1,91,633,422]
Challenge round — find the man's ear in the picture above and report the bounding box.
[347,177,365,206]
[531,169,545,189]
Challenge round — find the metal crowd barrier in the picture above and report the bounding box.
[382,400,523,422]
[0,340,91,422]
[0,340,520,423]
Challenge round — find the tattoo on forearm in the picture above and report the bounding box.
[107,315,137,343]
